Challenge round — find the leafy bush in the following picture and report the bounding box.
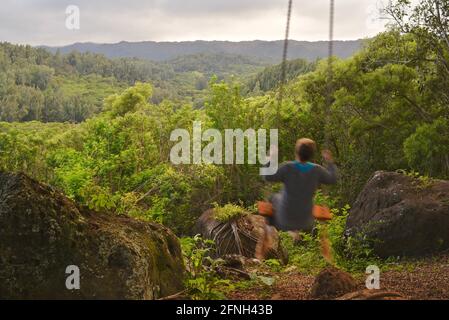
[280,203,383,275]
[327,205,382,273]
[404,118,449,177]
[180,235,233,300]
[264,259,282,272]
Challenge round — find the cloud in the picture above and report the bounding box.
[0,0,389,46]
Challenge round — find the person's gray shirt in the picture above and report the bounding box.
[263,161,338,231]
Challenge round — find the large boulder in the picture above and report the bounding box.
[195,209,287,263]
[346,171,449,258]
[0,172,185,299]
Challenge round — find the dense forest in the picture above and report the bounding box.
[246,58,317,93]
[0,44,271,122]
[1,0,449,300]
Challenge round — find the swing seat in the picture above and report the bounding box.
[257,201,333,221]
[313,205,333,221]
[257,201,274,217]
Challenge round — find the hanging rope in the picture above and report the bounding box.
[277,0,293,128]
[277,0,335,145]
[325,0,335,148]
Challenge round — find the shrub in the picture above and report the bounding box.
[280,203,384,275]
[404,118,449,177]
[213,203,249,223]
[180,235,233,300]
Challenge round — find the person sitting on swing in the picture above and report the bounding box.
[262,138,338,239]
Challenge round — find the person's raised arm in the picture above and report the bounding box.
[263,164,288,183]
[261,145,287,183]
[318,150,338,185]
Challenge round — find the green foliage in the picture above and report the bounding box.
[169,53,267,80]
[277,26,449,201]
[246,58,316,93]
[0,121,73,180]
[404,118,449,176]
[253,275,276,287]
[263,259,282,272]
[314,190,338,209]
[180,235,233,300]
[104,82,152,116]
[204,79,268,205]
[47,148,93,201]
[213,203,249,223]
[135,164,228,234]
[280,231,327,274]
[396,169,434,190]
[16,83,228,234]
[327,205,382,273]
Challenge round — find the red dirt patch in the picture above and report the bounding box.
[227,254,449,300]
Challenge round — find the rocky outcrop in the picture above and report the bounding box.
[309,266,357,299]
[0,172,185,299]
[345,171,449,258]
[195,209,287,263]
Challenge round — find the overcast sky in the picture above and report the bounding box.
[0,0,391,46]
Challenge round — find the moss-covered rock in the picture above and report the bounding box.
[0,172,185,299]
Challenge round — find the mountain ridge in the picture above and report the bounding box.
[41,39,365,62]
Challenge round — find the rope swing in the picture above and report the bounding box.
[325,0,335,149]
[278,0,294,116]
[271,0,336,223]
[278,0,335,140]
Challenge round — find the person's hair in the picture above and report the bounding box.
[295,138,316,162]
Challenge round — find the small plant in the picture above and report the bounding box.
[180,235,233,300]
[213,203,249,223]
[417,175,433,189]
[396,169,434,190]
[279,230,327,274]
[264,259,282,272]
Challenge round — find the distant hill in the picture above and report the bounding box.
[42,40,365,62]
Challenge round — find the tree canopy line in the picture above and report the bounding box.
[0,0,448,236]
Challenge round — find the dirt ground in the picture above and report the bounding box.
[228,254,449,300]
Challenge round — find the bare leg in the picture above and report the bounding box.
[255,223,276,261]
